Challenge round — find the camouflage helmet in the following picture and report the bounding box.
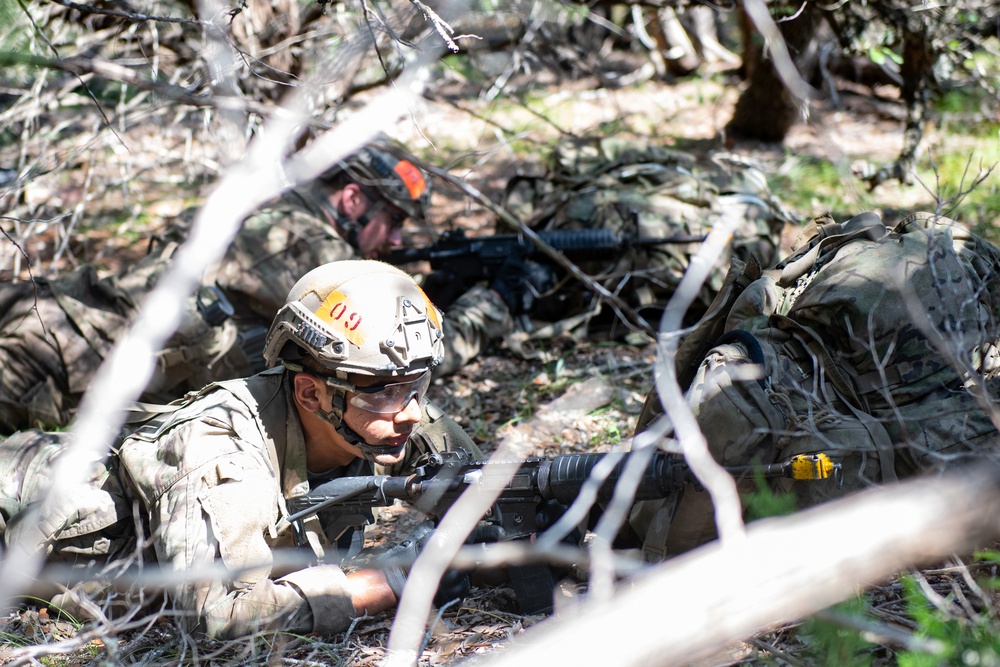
[263,259,445,378]
[337,145,431,221]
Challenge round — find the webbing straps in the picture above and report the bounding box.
[770,315,897,482]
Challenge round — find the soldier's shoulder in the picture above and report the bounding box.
[417,401,482,458]
[123,374,280,445]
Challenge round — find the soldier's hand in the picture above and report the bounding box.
[489,257,556,315]
[379,520,471,608]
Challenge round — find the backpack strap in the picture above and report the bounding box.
[675,254,763,392]
[853,364,917,395]
[769,314,897,482]
[121,381,225,426]
[772,212,889,288]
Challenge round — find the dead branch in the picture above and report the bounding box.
[0,52,286,119]
[46,0,201,25]
[475,460,1000,666]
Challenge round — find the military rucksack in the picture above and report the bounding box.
[639,210,1000,483]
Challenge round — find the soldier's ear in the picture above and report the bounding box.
[340,183,368,218]
[292,373,326,412]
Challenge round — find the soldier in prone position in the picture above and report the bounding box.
[0,260,480,638]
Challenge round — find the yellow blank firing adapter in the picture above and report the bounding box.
[784,453,843,488]
[726,453,843,488]
[787,453,837,480]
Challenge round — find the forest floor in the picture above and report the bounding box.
[1,48,994,666]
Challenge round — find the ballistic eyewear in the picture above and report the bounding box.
[324,372,431,414]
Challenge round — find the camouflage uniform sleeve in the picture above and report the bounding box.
[434,285,513,378]
[208,204,356,322]
[0,280,90,433]
[117,403,357,638]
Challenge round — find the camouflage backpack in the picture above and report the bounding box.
[501,136,791,338]
[639,210,1000,492]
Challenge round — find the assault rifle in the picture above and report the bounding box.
[285,450,841,615]
[388,228,706,307]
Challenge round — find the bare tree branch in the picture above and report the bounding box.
[0,52,288,119]
[655,217,747,545]
[46,0,202,26]
[474,461,1000,666]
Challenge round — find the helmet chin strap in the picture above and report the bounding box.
[314,389,393,463]
[316,387,363,443]
[336,215,363,252]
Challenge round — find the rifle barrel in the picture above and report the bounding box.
[541,452,689,504]
[628,234,706,246]
[388,229,706,268]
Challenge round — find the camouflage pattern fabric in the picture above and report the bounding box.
[0,429,132,557]
[0,428,140,618]
[0,255,250,434]
[0,368,481,637]
[432,285,514,378]
[630,211,1000,560]
[502,137,791,344]
[0,280,89,432]
[203,188,356,323]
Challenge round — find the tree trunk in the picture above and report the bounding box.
[726,1,823,141]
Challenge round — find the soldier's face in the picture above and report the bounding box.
[356,200,407,260]
[340,374,423,466]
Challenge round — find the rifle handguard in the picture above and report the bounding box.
[387,227,704,275]
[538,452,689,505]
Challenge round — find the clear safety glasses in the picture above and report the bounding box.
[345,372,431,414]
